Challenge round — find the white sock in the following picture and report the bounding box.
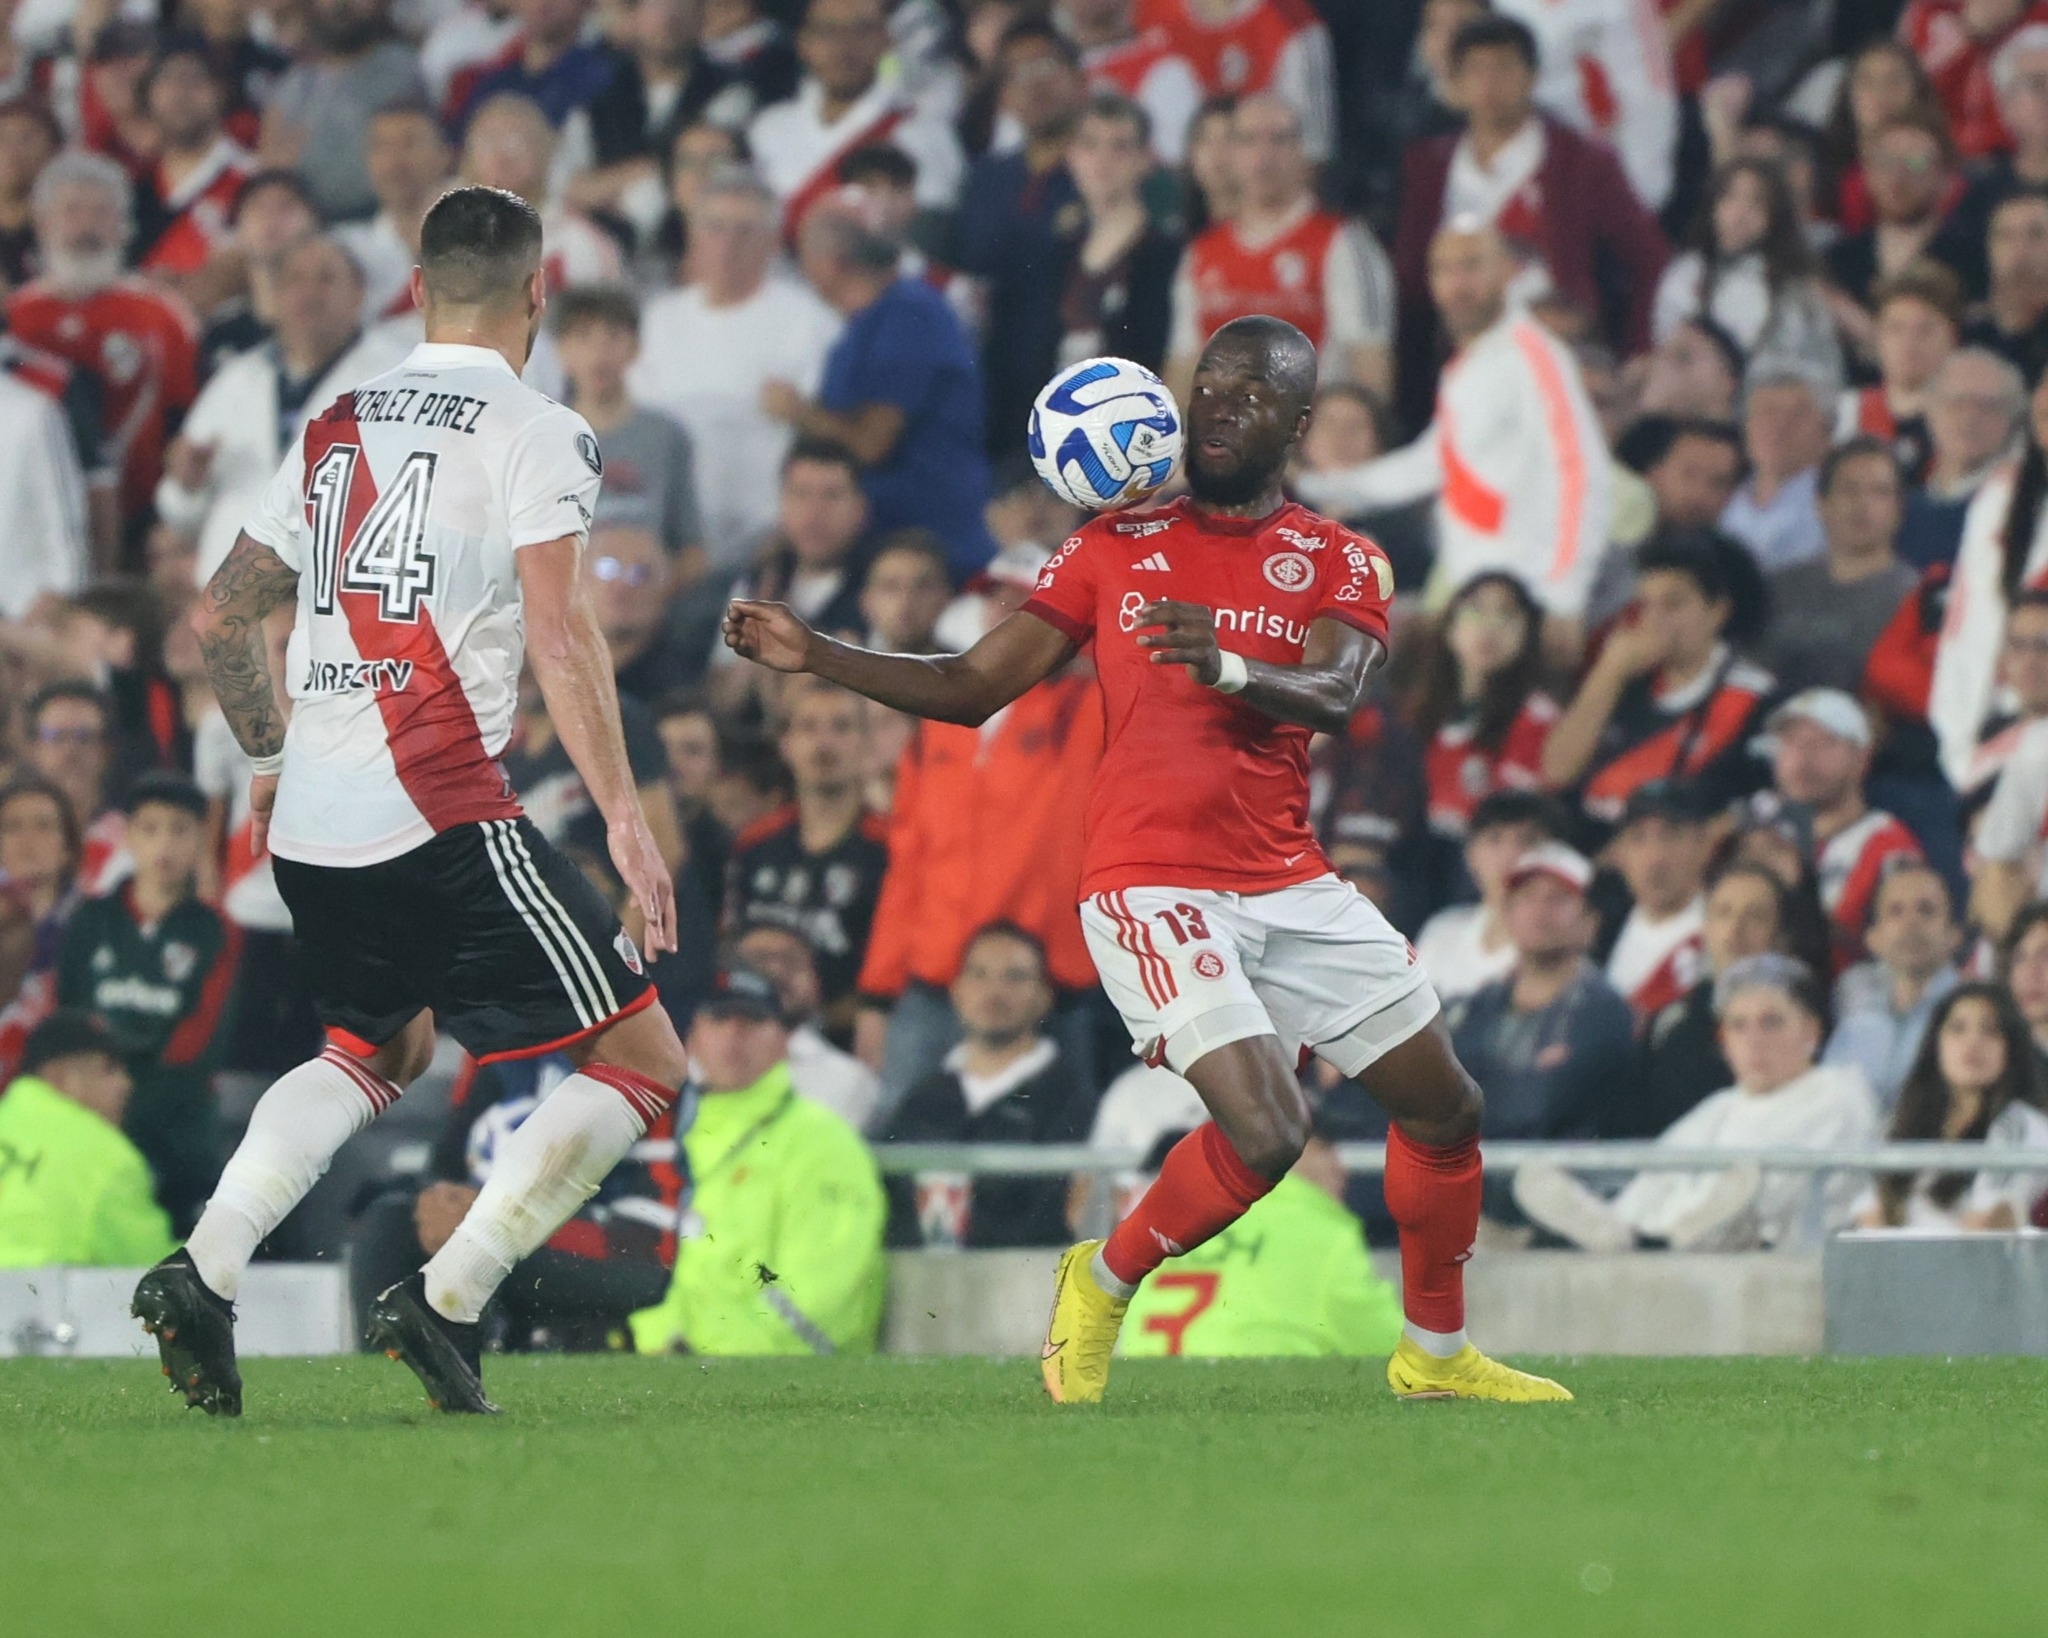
[185,1047,401,1299]
[1403,1322,1469,1359]
[422,1068,668,1323]
[1089,1246,1138,1301]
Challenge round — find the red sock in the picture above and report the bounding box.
[1384,1123,1480,1333]
[1101,1122,1275,1286]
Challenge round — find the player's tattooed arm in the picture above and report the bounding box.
[194,531,300,760]
[724,599,1077,726]
[1138,602,1381,734]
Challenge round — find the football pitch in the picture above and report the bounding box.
[3,1355,2042,1637]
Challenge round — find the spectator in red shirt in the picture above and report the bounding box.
[1137,0,1338,162]
[1405,571,1560,846]
[1165,91,1396,402]
[1823,37,1949,233]
[1900,0,2048,161]
[8,152,200,537]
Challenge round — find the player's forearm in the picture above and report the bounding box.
[194,533,300,761]
[804,634,1005,726]
[529,597,643,827]
[1235,660,1367,735]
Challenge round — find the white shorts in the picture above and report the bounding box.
[1080,874,1441,1079]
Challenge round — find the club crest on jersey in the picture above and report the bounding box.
[1113,516,1177,537]
[614,929,643,976]
[575,432,603,475]
[161,942,196,984]
[1191,949,1227,981]
[1118,590,1147,632]
[1263,552,1314,592]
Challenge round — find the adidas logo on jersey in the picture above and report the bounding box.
[1130,551,1171,571]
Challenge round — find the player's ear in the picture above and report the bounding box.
[408,265,426,313]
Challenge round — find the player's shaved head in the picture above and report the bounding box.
[1184,316,1319,507]
[1202,315,1319,416]
[419,184,543,309]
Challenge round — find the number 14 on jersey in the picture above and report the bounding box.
[307,444,440,622]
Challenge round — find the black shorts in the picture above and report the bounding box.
[272,817,655,1064]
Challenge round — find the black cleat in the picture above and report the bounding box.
[132,1250,243,1418]
[365,1274,498,1414]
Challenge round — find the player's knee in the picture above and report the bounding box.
[1231,1096,1309,1180]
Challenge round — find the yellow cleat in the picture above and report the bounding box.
[1386,1337,1574,1403]
[1040,1239,1130,1405]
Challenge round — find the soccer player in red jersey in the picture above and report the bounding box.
[726,316,1571,1404]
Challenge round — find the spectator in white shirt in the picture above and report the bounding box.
[155,235,413,584]
[1514,953,1880,1251]
[1854,983,2048,1230]
[629,166,841,567]
[334,101,457,323]
[1413,790,1560,1003]
[746,0,964,236]
[1296,219,1610,631]
[0,371,88,616]
[1604,778,1712,1024]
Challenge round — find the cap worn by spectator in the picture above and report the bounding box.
[1506,841,1594,895]
[20,1009,121,1078]
[1619,777,1714,831]
[122,770,210,821]
[1762,688,1872,750]
[699,963,785,1023]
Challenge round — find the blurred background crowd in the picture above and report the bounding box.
[10,0,2048,1357]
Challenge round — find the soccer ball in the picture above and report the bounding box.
[1027,357,1183,510]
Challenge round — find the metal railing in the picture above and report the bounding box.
[868,1141,2048,1175]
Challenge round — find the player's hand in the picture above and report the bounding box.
[1136,600,1223,686]
[609,811,678,960]
[723,599,817,673]
[248,772,278,858]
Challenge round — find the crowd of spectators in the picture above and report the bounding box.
[15,0,2048,1354]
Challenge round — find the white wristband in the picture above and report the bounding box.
[248,751,284,777]
[1209,650,1250,695]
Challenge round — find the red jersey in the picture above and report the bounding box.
[1184,209,1347,350]
[7,277,199,519]
[1138,0,1322,100]
[1900,0,2048,158]
[1817,808,1923,971]
[1021,498,1393,897]
[1423,693,1559,837]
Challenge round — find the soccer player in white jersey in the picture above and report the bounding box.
[131,187,692,1417]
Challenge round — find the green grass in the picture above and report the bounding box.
[1,1355,2042,1637]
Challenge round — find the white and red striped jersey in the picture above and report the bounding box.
[1817,808,1923,967]
[1136,0,1337,162]
[241,341,603,869]
[1605,897,1704,1022]
[1294,310,1611,617]
[1974,717,2048,892]
[746,74,965,237]
[1492,0,1677,211]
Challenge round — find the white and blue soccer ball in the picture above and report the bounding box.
[1027,356,1183,510]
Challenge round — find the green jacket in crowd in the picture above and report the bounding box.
[1121,1174,1405,1358]
[631,1063,887,1356]
[0,1075,176,1267]
[57,888,239,1226]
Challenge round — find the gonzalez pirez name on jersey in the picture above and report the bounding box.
[350,384,493,434]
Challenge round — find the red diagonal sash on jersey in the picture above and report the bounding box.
[780,104,911,243]
[301,397,521,834]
